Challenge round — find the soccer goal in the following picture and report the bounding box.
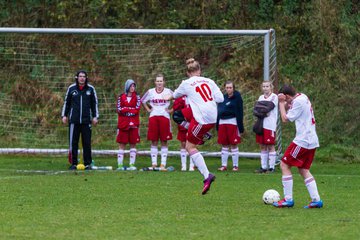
[0,28,280,158]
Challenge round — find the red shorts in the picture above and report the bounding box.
[147,116,172,141]
[217,124,241,145]
[256,128,276,145]
[177,127,187,142]
[116,128,140,144]
[187,118,215,145]
[282,142,316,169]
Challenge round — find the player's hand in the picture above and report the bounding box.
[62,116,68,124]
[92,117,98,126]
[278,93,286,102]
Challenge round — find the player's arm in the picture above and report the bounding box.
[61,86,72,124]
[236,92,245,133]
[140,91,152,113]
[91,87,99,125]
[212,83,224,103]
[278,93,288,123]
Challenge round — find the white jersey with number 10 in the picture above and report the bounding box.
[173,76,224,124]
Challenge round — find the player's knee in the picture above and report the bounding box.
[173,110,185,124]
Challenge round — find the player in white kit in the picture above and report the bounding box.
[273,84,323,208]
[255,81,278,173]
[165,58,224,194]
[141,74,173,170]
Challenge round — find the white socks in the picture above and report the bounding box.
[129,148,136,165]
[151,146,158,166]
[282,175,293,201]
[190,151,209,179]
[181,148,187,168]
[260,150,269,169]
[161,146,168,167]
[221,147,229,167]
[304,177,321,201]
[117,149,124,166]
[231,147,239,167]
[269,151,276,169]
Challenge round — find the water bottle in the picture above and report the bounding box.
[166,166,175,172]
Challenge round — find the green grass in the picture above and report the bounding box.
[0,155,359,239]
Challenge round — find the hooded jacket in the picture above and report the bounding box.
[61,72,99,124]
[117,79,141,130]
[216,90,244,134]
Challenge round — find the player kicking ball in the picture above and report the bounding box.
[274,84,323,208]
[164,58,224,194]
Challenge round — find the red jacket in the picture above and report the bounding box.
[173,96,188,132]
[117,92,141,130]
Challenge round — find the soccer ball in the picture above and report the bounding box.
[262,189,280,204]
[76,164,85,170]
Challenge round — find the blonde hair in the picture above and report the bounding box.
[186,58,201,74]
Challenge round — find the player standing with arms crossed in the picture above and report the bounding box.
[141,74,173,170]
[273,84,323,208]
[254,81,278,173]
[165,58,224,194]
[116,79,141,171]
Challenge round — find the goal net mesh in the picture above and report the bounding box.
[0,30,278,155]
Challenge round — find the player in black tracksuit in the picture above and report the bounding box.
[61,70,99,170]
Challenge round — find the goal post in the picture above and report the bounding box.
[0,27,280,159]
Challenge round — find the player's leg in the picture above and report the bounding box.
[128,128,140,170]
[227,125,241,171]
[148,116,159,167]
[217,124,229,171]
[273,161,294,208]
[265,129,277,172]
[159,116,172,169]
[69,123,80,168]
[179,140,187,171]
[116,129,128,170]
[298,148,323,208]
[230,144,239,171]
[255,143,268,173]
[160,141,168,169]
[186,120,216,194]
[117,143,126,170]
[219,145,229,171]
[81,123,92,168]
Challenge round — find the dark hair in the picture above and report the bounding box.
[279,84,296,96]
[75,70,88,84]
[224,81,235,90]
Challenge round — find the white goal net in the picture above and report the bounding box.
[0,28,279,157]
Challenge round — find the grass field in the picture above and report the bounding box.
[0,154,359,240]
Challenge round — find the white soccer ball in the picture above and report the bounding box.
[262,189,281,204]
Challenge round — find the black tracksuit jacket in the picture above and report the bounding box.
[61,83,99,124]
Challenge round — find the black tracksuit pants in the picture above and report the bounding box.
[69,123,92,166]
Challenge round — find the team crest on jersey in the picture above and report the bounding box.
[86,90,91,95]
